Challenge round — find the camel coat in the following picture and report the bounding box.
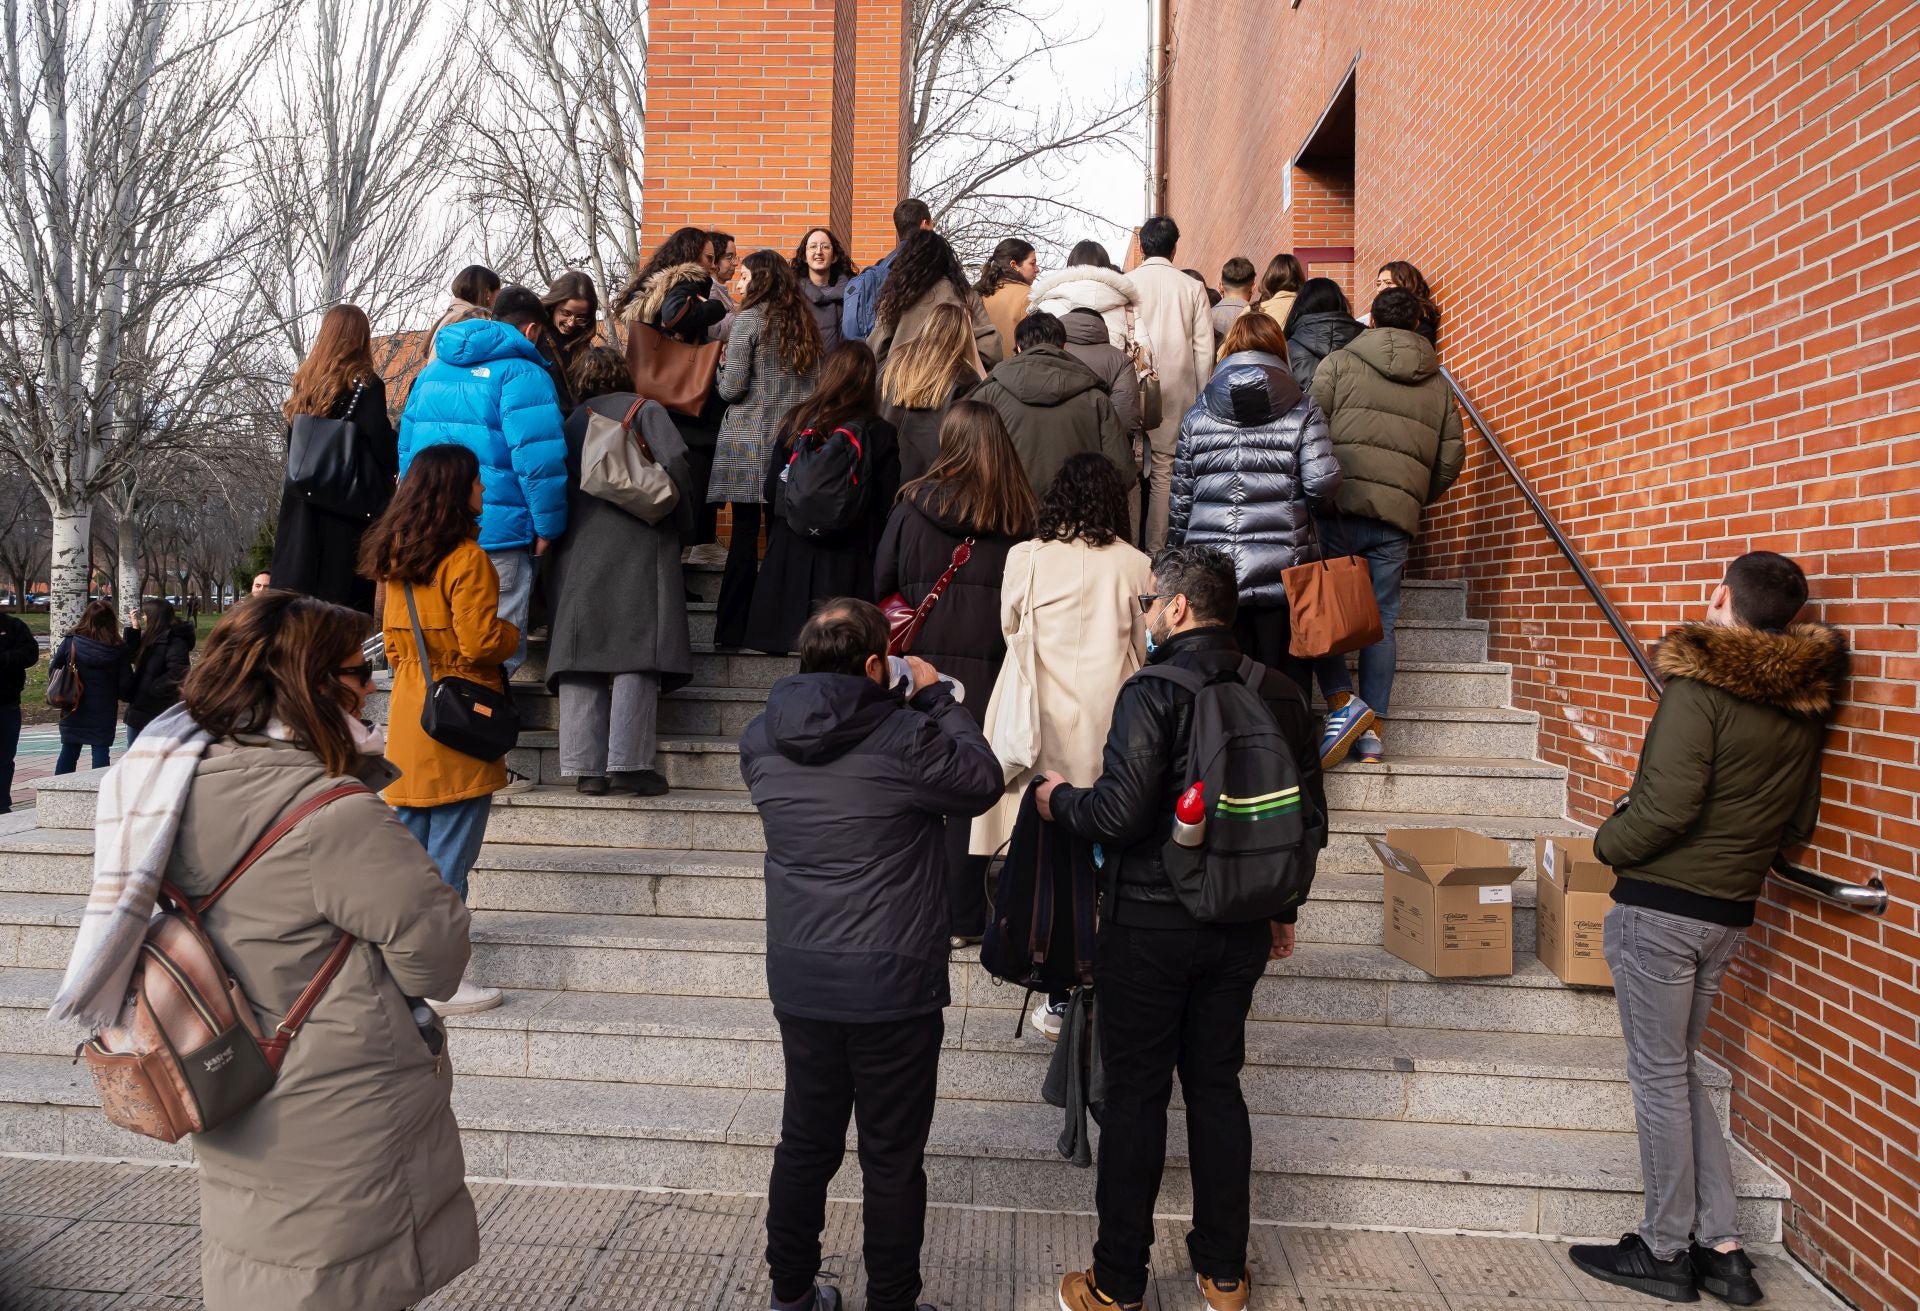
[379,539,520,808]
[1128,257,1216,456]
[175,737,476,1310]
[970,537,1153,854]
[981,280,1032,360]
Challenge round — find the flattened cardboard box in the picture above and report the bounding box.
[1371,828,1525,978]
[1535,835,1617,987]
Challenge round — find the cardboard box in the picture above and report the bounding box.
[1535,836,1617,987]
[1371,828,1525,978]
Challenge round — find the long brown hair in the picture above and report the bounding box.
[357,443,481,583]
[1378,260,1441,334]
[876,230,969,330]
[1218,311,1290,362]
[285,304,376,421]
[136,598,177,658]
[880,302,982,410]
[899,399,1036,538]
[741,249,823,376]
[541,269,599,354]
[614,226,713,314]
[1253,253,1304,309]
[182,592,369,776]
[68,600,120,644]
[777,342,879,452]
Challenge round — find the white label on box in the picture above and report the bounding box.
[1542,842,1557,879]
[1370,837,1411,874]
[1479,885,1513,905]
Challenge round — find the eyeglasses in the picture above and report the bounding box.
[1136,593,1168,614]
[335,662,375,685]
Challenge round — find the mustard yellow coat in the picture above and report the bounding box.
[380,539,520,808]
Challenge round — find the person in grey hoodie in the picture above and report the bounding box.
[971,312,1135,497]
[740,599,1001,1311]
[1060,306,1142,443]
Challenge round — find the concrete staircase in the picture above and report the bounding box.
[0,571,1789,1239]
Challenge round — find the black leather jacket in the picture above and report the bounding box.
[1051,627,1327,928]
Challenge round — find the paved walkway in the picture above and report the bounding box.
[9,727,124,814]
[0,1156,1845,1310]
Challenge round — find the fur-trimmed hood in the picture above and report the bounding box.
[1654,621,1846,716]
[619,262,712,325]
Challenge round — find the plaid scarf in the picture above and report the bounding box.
[48,704,212,1030]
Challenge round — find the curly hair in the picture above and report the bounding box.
[1036,452,1131,548]
[612,226,713,314]
[875,229,969,330]
[790,226,858,286]
[974,237,1035,296]
[357,443,482,584]
[741,249,824,376]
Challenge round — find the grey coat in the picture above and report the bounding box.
[1061,307,1142,440]
[545,395,697,691]
[708,304,821,503]
[1169,351,1342,606]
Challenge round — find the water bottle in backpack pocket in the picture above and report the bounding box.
[1136,660,1320,922]
[778,426,872,539]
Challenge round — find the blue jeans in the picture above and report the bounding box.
[488,547,535,676]
[1311,514,1410,718]
[55,741,111,775]
[394,794,492,901]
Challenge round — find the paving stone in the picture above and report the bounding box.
[0,1212,74,1266]
[1010,1208,1099,1273]
[611,1189,764,1255]
[414,1242,595,1309]
[923,1262,1015,1309]
[478,1183,639,1247]
[1279,1228,1438,1292]
[107,1297,200,1310]
[5,1218,192,1293]
[3,1292,125,1310]
[571,1248,731,1310]
[0,1161,152,1219]
[1301,1291,1446,1310]
[135,1232,200,1298]
[81,1167,198,1223]
[923,1203,1015,1271]
[1411,1231,1583,1299]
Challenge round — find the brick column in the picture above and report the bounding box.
[849,0,909,263]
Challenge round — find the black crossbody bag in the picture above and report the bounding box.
[404,583,521,762]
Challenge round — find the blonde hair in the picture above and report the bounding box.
[880,302,983,410]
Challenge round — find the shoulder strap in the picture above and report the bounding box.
[1135,663,1207,695]
[403,582,435,684]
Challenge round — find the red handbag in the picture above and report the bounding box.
[880,538,973,655]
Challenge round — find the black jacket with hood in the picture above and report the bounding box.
[1170,351,1342,607]
[0,613,38,705]
[740,673,1002,1022]
[1050,626,1327,929]
[970,345,1134,497]
[121,620,195,735]
[1284,310,1365,390]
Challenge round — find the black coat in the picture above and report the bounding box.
[120,620,195,736]
[1050,627,1327,928]
[739,673,1002,1022]
[1169,352,1343,606]
[271,376,398,612]
[744,416,901,655]
[1285,311,1365,390]
[0,614,38,706]
[50,633,129,747]
[880,371,978,483]
[874,486,1021,713]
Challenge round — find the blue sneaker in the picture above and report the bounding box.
[1356,729,1384,764]
[1319,696,1376,768]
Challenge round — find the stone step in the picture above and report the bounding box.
[0,1054,1785,1240]
[1397,577,1468,621]
[0,970,1696,1134]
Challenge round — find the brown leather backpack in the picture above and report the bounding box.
[80,782,367,1142]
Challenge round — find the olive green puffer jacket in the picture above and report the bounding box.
[1595,621,1846,921]
[1308,327,1464,537]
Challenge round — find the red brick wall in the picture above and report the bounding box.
[1165,3,1920,1307]
[646,0,906,262]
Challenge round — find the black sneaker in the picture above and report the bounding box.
[1570,1234,1699,1302]
[770,1286,841,1311]
[611,769,670,796]
[576,775,609,796]
[1690,1243,1763,1305]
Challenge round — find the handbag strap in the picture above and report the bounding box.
[620,398,656,460]
[918,537,974,613]
[403,582,436,684]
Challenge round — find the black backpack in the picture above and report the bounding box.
[779,426,871,538]
[981,778,1097,1002]
[1134,658,1318,922]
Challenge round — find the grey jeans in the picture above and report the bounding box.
[1603,903,1747,1258]
[488,548,535,676]
[556,672,660,776]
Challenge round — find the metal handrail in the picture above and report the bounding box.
[1438,367,1891,917]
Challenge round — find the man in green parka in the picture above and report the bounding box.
[1571,551,1845,1306]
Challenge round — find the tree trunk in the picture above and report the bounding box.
[49,501,93,636]
[118,519,144,624]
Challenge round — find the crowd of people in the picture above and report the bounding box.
[37,197,1839,1311]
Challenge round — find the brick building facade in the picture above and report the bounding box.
[645,0,907,265]
[1160,3,1919,1307]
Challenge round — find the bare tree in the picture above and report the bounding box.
[245,0,465,360]
[0,467,48,609]
[0,0,284,634]
[908,0,1150,264]
[449,0,646,329]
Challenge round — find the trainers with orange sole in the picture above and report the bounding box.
[1057,1268,1141,1311]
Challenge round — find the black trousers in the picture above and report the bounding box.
[1092,918,1270,1303]
[1233,604,1313,702]
[766,1009,944,1311]
[715,501,763,648]
[0,705,18,813]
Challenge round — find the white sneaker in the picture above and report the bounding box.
[1031,997,1067,1041]
[428,979,503,1016]
[496,768,535,796]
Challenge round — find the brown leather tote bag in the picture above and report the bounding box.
[1282,515,1384,658]
[623,321,722,418]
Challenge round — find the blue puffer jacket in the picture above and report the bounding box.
[1169,350,1341,606]
[399,320,569,551]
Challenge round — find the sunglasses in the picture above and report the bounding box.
[1136,593,1169,614]
[335,662,375,685]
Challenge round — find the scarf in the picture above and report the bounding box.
[48,703,212,1029]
